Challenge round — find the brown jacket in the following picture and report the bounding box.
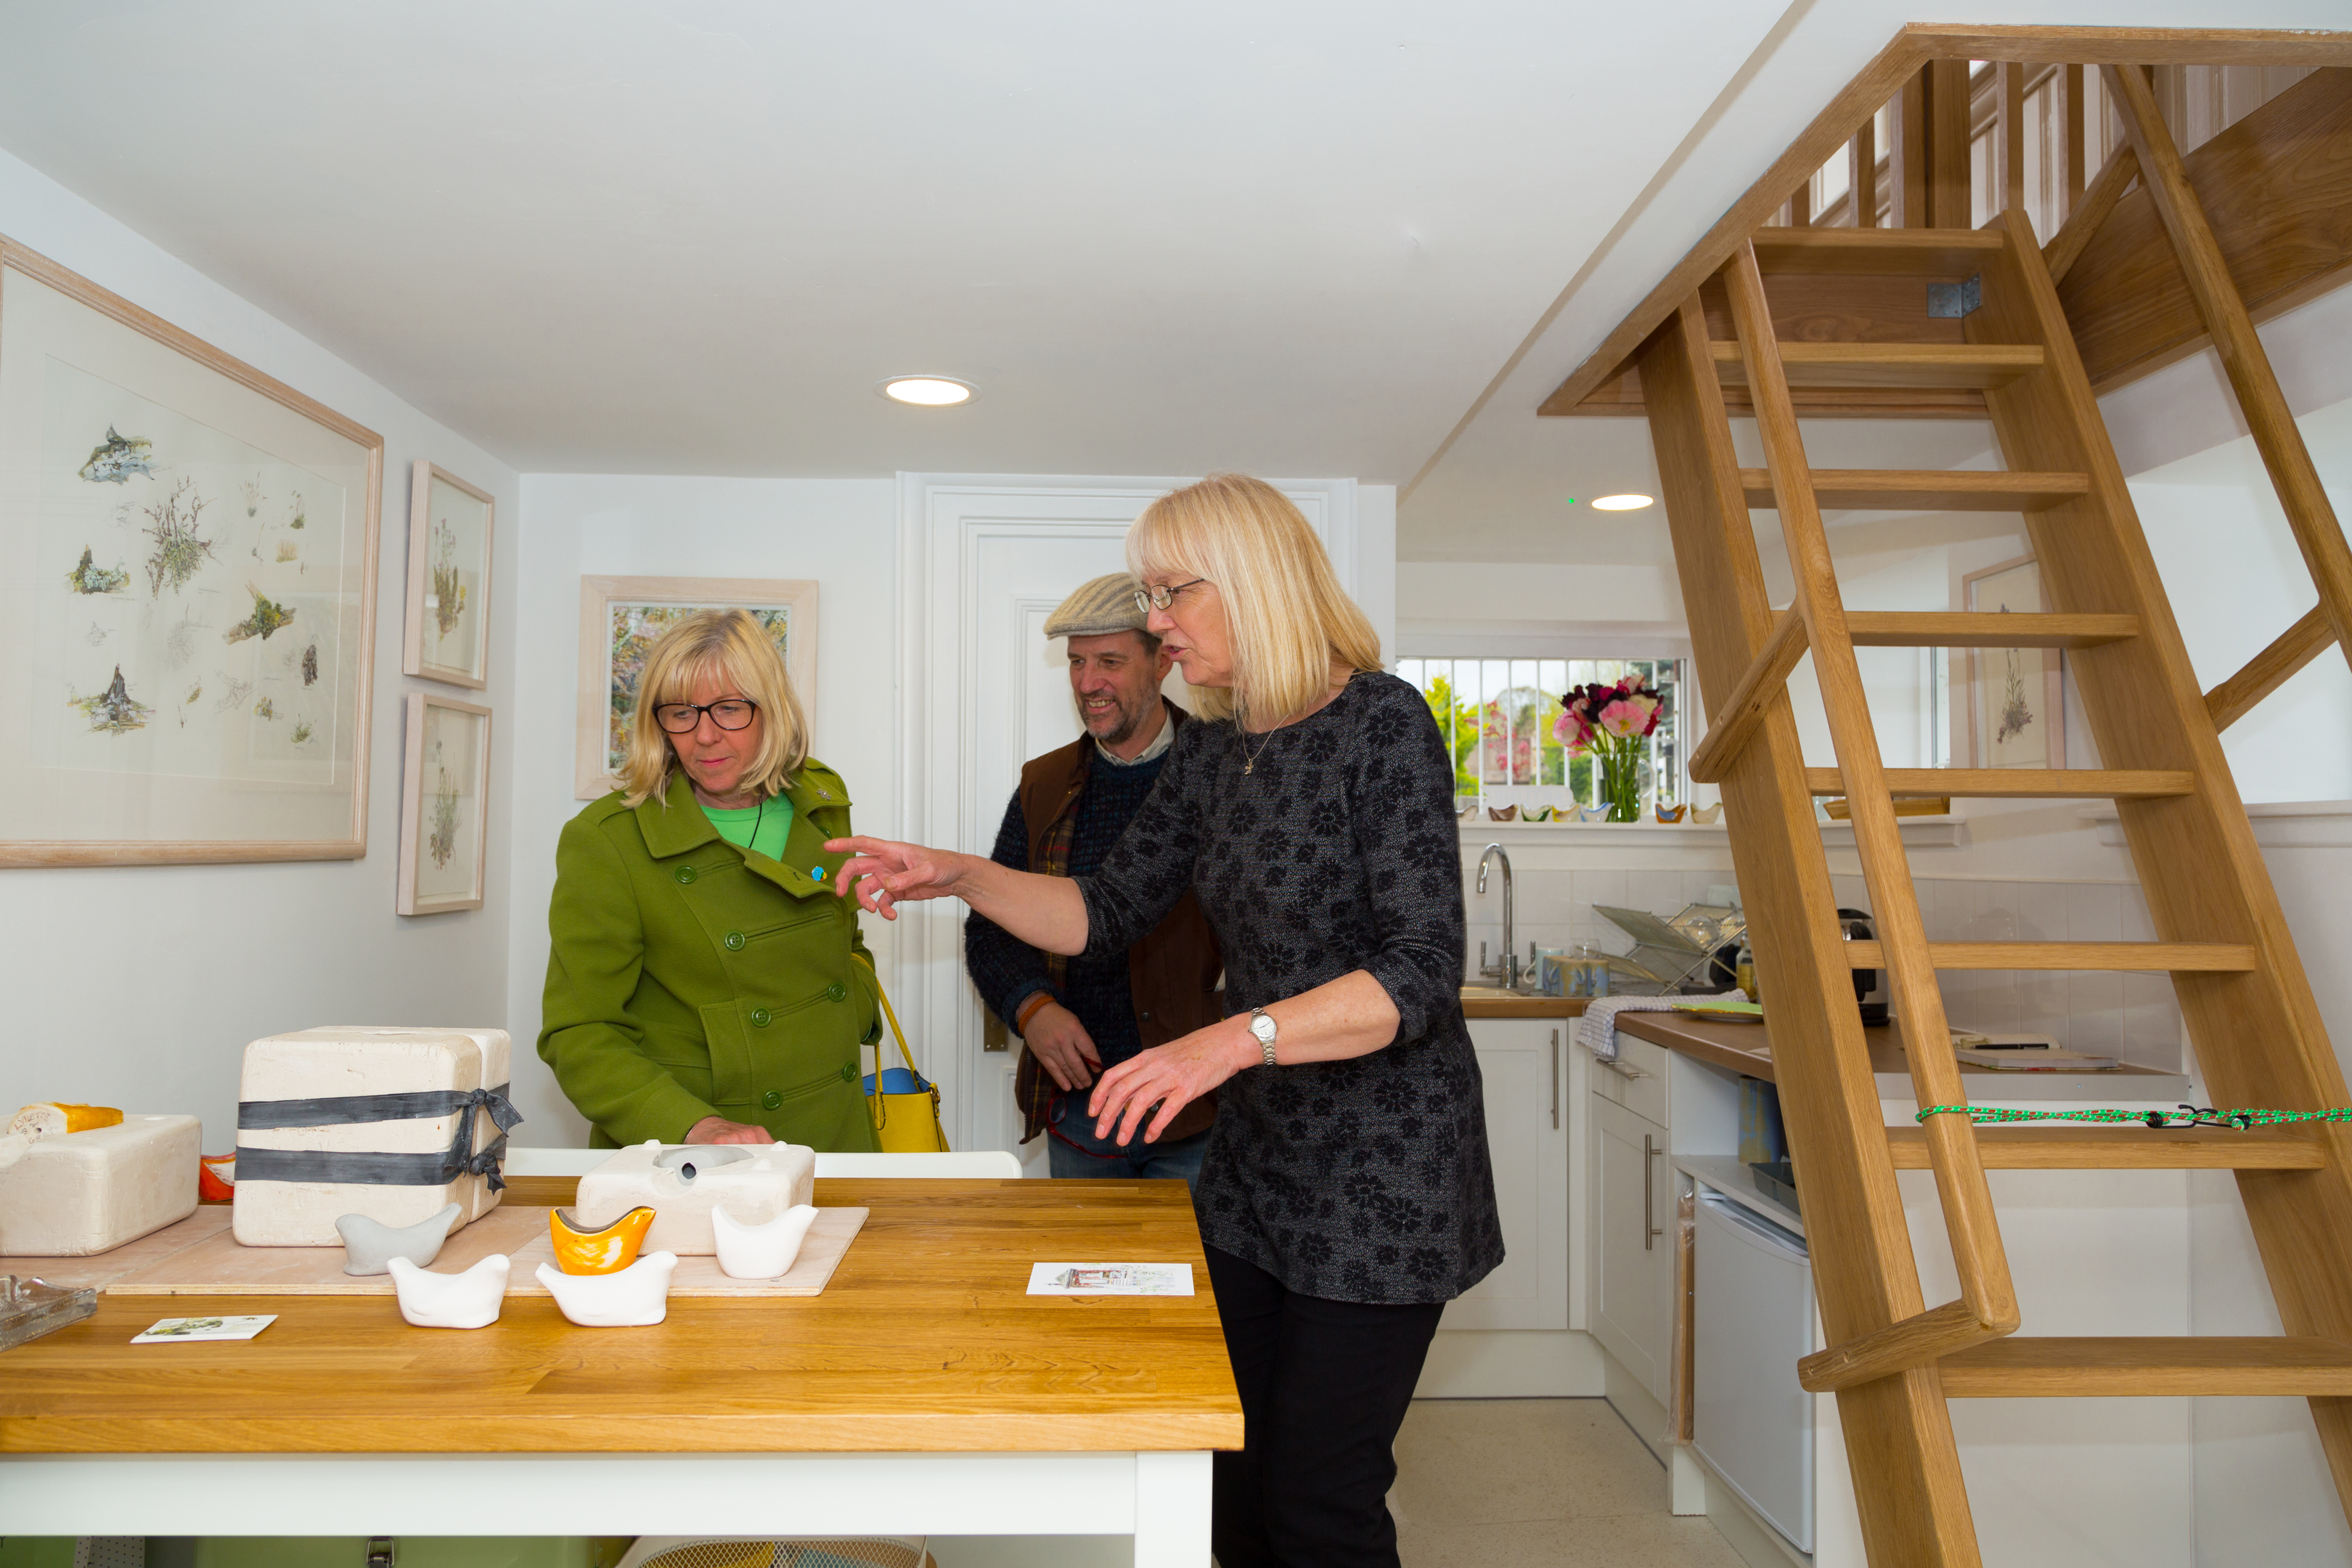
[1013,704,1224,1143]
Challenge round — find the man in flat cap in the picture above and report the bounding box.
[964,573,1223,1186]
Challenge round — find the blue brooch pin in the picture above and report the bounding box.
[812,866,827,881]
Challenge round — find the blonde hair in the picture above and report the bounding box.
[1127,474,1382,727]
[617,609,809,806]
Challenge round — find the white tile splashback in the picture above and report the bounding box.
[1462,865,2184,1071]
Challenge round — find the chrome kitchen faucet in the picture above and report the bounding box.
[1476,842,1516,990]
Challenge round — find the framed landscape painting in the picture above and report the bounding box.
[397,692,491,915]
[0,237,383,867]
[402,460,494,688]
[1962,553,2066,771]
[574,575,817,799]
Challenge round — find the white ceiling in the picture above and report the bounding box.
[0,0,2341,565]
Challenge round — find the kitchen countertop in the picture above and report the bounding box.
[1613,1011,2189,1098]
[1459,987,1592,1018]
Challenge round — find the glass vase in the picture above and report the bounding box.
[1600,750,1644,822]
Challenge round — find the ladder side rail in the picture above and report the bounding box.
[2103,62,2352,704]
[1635,295,1984,1568]
[1972,205,2352,1534]
[1722,242,2021,1344]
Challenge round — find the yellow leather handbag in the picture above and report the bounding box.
[854,954,950,1153]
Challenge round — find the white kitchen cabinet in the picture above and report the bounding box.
[1444,1017,1571,1331]
[1593,1091,1676,1404]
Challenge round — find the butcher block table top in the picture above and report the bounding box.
[0,1177,1241,1456]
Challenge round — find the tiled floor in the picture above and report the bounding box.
[1391,1399,1747,1568]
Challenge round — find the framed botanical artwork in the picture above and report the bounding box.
[397,692,491,915]
[402,461,494,688]
[575,575,818,799]
[0,236,383,867]
[1962,553,2065,770]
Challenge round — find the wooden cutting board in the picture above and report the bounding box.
[102,1205,867,1298]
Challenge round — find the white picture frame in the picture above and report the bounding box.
[397,691,491,916]
[0,236,383,867]
[1962,553,2066,771]
[401,460,494,689]
[575,575,818,799]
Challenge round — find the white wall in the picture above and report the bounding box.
[499,475,899,1146]
[0,147,520,1155]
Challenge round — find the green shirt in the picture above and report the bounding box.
[701,795,794,862]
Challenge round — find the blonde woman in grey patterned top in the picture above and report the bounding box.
[830,473,1500,1568]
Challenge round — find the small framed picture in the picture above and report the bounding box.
[397,691,491,915]
[401,461,494,688]
[1962,553,2065,770]
[576,575,817,799]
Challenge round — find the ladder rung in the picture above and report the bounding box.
[1743,469,2089,513]
[1885,1126,2323,1171]
[1940,1337,2352,1397]
[1807,768,2194,799]
[1847,611,2141,649]
[1749,226,2008,276]
[1845,941,2258,972]
[1712,342,2044,391]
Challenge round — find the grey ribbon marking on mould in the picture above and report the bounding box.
[233,1085,521,1190]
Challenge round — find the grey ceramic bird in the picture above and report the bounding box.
[335,1203,462,1276]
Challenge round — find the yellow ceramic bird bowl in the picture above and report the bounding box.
[550,1205,657,1275]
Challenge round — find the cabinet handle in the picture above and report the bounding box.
[1596,1057,1649,1081]
[1643,1133,1665,1251]
[1551,1029,1561,1129]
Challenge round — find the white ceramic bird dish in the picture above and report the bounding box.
[387,1252,510,1329]
[336,1203,462,1276]
[711,1203,821,1280]
[536,1251,679,1326]
[573,1140,816,1256]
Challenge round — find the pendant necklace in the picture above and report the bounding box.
[1240,724,1277,776]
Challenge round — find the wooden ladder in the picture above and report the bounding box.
[1631,81,2352,1567]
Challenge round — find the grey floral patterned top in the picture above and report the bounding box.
[1077,670,1504,1304]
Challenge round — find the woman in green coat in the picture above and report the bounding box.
[539,608,881,1150]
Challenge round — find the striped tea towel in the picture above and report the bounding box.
[1575,992,1737,1062]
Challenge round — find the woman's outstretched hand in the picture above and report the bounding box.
[824,836,968,920]
[1088,1020,1254,1148]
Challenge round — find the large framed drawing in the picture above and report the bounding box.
[0,237,383,867]
[575,575,817,799]
[402,461,494,689]
[397,692,491,916]
[1963,553,2065,771]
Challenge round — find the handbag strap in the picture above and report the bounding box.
[852,952,921,1080]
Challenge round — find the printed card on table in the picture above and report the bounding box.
[131,1314,277,1344]
[1026,1262,1195,1297]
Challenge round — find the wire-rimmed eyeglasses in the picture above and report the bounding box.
[653,698,759,734]
[1134,576,1208,614]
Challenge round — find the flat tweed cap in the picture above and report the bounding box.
[1042,573,1150,640]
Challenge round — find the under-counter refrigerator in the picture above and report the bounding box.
[1692,1187,1815,1553]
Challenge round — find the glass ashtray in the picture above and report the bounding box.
[0,1273,97,1351]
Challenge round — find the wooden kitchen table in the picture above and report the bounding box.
[0,1178,1240,1564]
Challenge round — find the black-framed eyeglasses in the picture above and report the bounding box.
[1134,576,1207,613]
[653,699,759,735]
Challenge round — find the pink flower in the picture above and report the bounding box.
[1598,695,1657,739]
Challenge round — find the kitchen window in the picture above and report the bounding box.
[1398,656,1689,815]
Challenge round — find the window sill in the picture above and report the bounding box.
[2086,800,2352,850]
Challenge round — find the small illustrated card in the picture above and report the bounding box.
[131,1314,277,1344]
[1026,1262,1195,1297]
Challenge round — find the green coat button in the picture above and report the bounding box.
[674,865,697,884]
[827,981,847,1003]
[761,1089,783,1110]
[749,1007,772,1027]
[724,931,746,951]
[838,1063,857,1083]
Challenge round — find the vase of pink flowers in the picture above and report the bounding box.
[1554,675,1664,822]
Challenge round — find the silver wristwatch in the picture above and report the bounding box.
[1249,1007,1278,1067]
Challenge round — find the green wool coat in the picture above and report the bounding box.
[539,764,882,1151]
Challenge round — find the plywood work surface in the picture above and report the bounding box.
[0,1178,1241,1454]
[102,1206,869,1299]
[2,1207,232,1291]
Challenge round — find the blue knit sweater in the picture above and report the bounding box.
[965,744,1171,1069]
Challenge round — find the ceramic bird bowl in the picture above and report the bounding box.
[1655,803,1689,823]
[1522,805,1554,822]
[387,1252,510,1329]
[1579,805,1612,822]
[711,1203,822,1280]
[1691,802,1723,825]
[536,1251,679,1327]
[337,1203,462,1277]
[550,1205,657,1275]
[1486,805,1518,822]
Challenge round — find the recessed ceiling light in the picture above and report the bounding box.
[880,376,976,407]
[1591,494,1655,511]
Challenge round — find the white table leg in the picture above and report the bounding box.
[1132,1450,1212,1568]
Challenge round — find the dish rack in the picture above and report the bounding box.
[1591,902,1746,995]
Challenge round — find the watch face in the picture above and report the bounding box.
[1251,1013,1276,1043]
